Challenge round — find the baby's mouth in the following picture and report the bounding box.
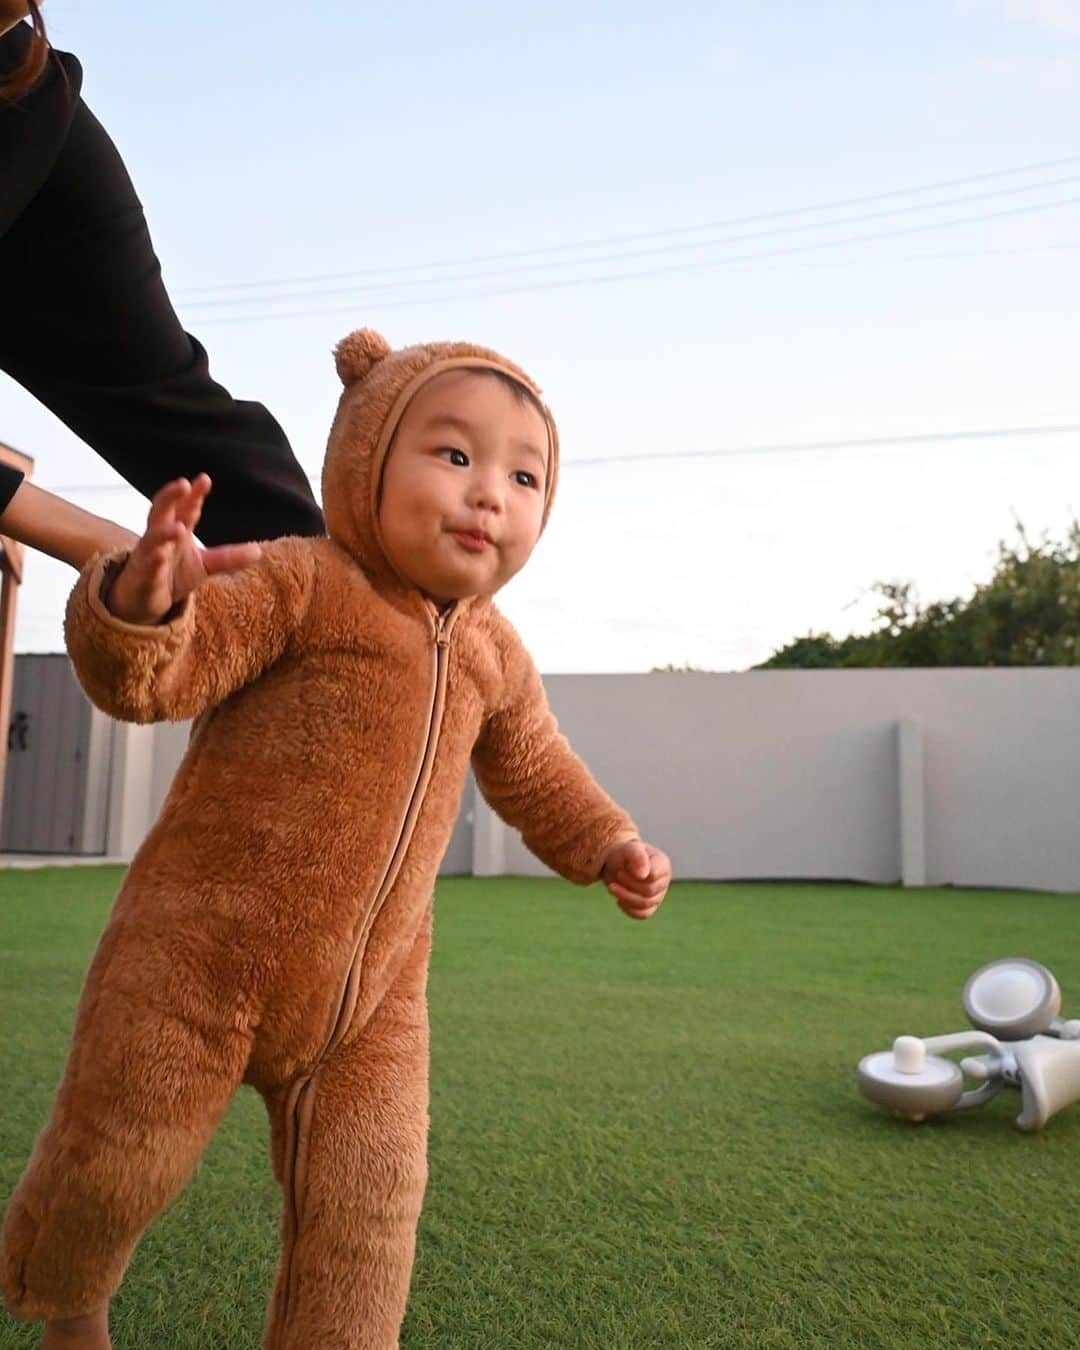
[451,529,493,552]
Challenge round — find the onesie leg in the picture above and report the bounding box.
[1,951,252,1321]
[263,928,431,1350]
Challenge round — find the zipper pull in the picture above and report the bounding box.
[434,608,453,647]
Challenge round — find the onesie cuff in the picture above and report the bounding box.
[64,550,197,722]
[81,550,193,640]
[582,824,641,886]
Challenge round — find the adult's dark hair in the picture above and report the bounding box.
[1,2,48,102]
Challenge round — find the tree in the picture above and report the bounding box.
[756,522,1080,669]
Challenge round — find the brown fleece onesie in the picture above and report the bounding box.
[0,332,638,1349]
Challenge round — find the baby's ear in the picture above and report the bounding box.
[334,329,391,386]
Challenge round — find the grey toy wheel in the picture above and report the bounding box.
[857,1032,1006,1122]
[962,958,1060,1041]
[857,1046,963,1119]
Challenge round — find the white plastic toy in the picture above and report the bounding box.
[857,957,1080,1131]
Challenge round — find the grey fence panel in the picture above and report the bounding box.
[29,658,57,851]
[34,659,65,852]
[15,655,47,850]
[66,692,90,852]
[3,654,98,854]
[54,657,90,853]
[20,656,42,847]
[1,656,34,849]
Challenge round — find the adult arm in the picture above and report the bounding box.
[0,477,137,567]
[0,31,324,546]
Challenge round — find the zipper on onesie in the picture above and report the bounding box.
[272,605,455,1343]
[321,603,453,1057]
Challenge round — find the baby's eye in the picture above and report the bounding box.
[512,470,537,488]
[440,447,469,467]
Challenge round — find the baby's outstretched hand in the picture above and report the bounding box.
[105,476,261,625]
[601,839,672,920]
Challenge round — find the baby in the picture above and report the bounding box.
[1,330,672,1350]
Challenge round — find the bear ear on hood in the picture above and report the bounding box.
[334,328,392,387]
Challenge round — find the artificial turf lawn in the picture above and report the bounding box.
[0,868,1078,1348]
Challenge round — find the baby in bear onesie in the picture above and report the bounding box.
[1,329,672,1350]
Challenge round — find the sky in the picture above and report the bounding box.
[4,0,1079,671]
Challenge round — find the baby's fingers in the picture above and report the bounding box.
[138,515,184,551]
[607,879,654,904]
[609,884,662,920]
[126,520,183,581]
[611,869,667,899]
[174,474,212,535]
[146,477,192,526]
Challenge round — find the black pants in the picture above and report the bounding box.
[0,23,324,546]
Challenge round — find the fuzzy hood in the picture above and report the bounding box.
[321,330,560,590]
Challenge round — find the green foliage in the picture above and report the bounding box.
[759,521,1080,668]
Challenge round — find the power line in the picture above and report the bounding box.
[173,153,1080,299]
[178,173,1080,312]
[190,193,1080,325]
[566,423,1080,467]
[39,422,1080,496]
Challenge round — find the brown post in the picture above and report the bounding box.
[0,442,34,833]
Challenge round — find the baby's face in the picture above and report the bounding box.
[378,370,549,602]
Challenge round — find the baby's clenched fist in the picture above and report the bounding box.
[600,839,671,920]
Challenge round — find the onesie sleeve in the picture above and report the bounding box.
[64,536,316,723]
[471,627,638,885]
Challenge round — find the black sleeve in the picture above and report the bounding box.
[0,40,325,548]
[0,24,82,237]
[0,461,25,514]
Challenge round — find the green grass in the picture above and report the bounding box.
[1,869,1079,1348]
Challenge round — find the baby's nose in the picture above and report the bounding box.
[468,475,505,511]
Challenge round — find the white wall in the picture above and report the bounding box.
[492,670,1080,894]
[23,666,1080,893]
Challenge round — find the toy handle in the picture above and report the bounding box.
[923,1031,1004,1057]
[922,1032,1006,1112]
[954,1078,1004,1111]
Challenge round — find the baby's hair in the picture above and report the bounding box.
[379,365,549,498]
[473,368,546,422]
